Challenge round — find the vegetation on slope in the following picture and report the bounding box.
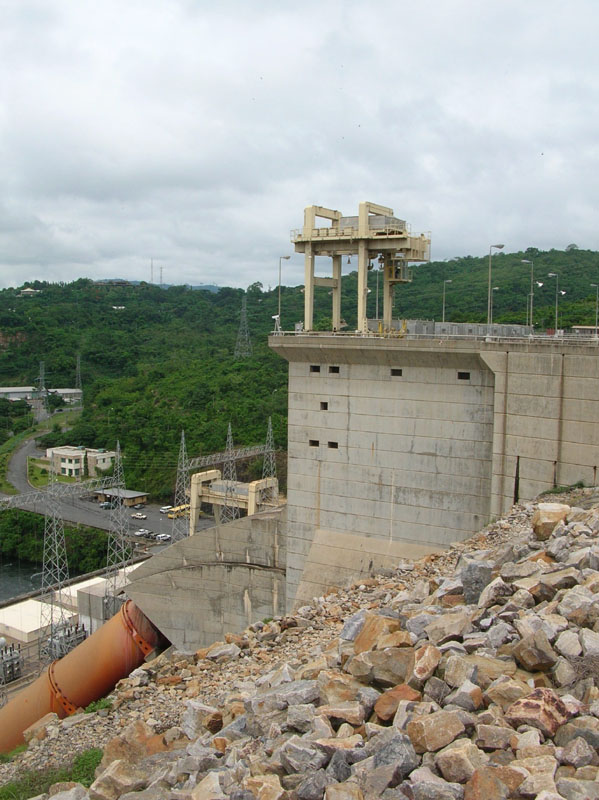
[0,247,598,497]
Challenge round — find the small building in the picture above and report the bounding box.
[94,488,149,507]
[50,388,83,405]
[46,446,116,478]
[18,288,41,298]
[0,387,36,402]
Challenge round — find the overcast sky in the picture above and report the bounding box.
[1,0,598,291]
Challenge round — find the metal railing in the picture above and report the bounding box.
[269,327,599,346]
[291,223,414,241]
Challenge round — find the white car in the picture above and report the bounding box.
[156,533,171,542]
[131,512,147,520]
[159,506,173,514]
[134,528,151,537]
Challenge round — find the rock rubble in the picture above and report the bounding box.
[3,489,599,799]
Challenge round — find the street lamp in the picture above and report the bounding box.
[522,259,534,328]
[490,287,499,326]
[278,256,290,326]
[591,283,599,337]
[487,244,504,325]
[442,280,452,323]
[548,273,566,333]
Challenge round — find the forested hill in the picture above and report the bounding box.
[0,245,597,497]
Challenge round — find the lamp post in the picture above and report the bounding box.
[490,287,499,326]
[548,273,565,333]
[278,256,290,326]
[442,279,452,323]
[487,244,504,324]
[591,283,599,337]
[522,259,534,328]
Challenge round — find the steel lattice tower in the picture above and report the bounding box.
[75,353,82,395]
[37,361,49,419]
[103,442,131,619]
[262,416,279,507]
[39,466,71,663]
[234,294,252,358]
[220,423,240,523]
[172,430,190,541]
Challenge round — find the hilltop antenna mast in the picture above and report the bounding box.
[151,258,154,284]
[39,465,84,662]
[220,423,240,524]
[103,442,131,619]
[234,294,252,358]
[172,430,190,542]
[262,416,279,508]
[160,265,163,288]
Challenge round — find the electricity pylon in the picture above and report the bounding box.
[220,423,240,523]
[172,430,190,542]
[39,465,71,663]
[234,294,252,358]
[37,361,49,419]
[75,353,82,404]
[103,442,131,619]
[262,416,279,507]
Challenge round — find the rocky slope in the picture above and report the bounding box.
[3,489,599,800]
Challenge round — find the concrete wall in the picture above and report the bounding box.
[127,509,286,651]
[271,335,599,610]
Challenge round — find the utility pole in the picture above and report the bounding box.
[220,423,240,524]
[234,294,252,358]
[103,442,131,619]
[172,430,190,542]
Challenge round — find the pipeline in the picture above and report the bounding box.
[0,600,161,753]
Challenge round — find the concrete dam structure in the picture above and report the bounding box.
[129,201,599,642]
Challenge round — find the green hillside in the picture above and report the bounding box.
[0,246,597,497]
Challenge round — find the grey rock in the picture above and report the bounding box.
[279,735,329,773]
[555,717,599,749]
[340,610,367,641]
[287,703,316,732]
[325,750,352,782]
[423,677,451,705]
[580,628,599,657]
[556,777,599,799]
[246,679,320,714]
[296,769,336,800]
[460,557,493,604]
[560,735,596,768]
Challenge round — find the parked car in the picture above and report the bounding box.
[134,528,151,537]
[156,533,171,542]
[159,506,173,514]
[99,501,111,509]
[133,503,145,510]
[131,512,147,520]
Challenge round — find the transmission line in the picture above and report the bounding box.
[220,423,240,524]
[103,442,131,619]
[234,294,252,358]
[172,430,190,542]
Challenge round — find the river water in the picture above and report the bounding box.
[0,562,42,603]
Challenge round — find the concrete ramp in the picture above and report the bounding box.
[127,509,286,651]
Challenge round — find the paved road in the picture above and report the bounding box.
[3,434,216,540]
[6,438,44,494]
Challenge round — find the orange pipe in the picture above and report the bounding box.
[0,601,161,753]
